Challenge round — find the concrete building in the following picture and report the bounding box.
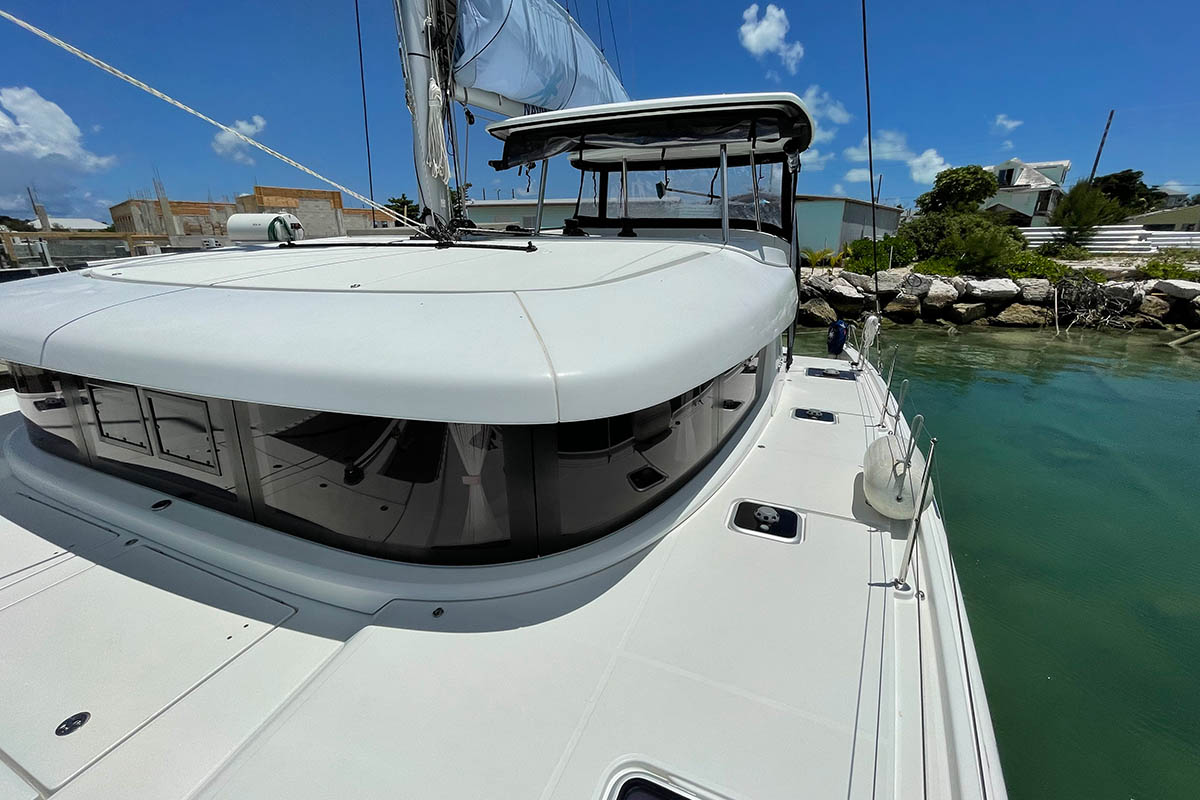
[236,186,359,239]
[979,158,1071,227]
[110,198,236,245]
[793,195,901,252]
[1126,204,1200,232]
[1154,186,1191,210]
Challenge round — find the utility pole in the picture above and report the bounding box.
[1088,110,1114,184]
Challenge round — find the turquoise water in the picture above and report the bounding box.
[804,327,1200,798]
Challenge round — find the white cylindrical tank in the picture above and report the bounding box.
[861,433,934,520]
[227,213,305,242]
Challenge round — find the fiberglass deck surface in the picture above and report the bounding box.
[0,354,911,800]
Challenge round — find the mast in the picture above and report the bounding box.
[394,0,452,224]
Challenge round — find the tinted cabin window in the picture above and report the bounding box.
[543,358,757,551]
[9,365,85,462]
[242,406,517,563]
[7,346,768,565]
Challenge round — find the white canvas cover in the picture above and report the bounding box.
[454,0,629,113]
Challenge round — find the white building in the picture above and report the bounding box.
[29,217,109,231]
[980,158,1071,227]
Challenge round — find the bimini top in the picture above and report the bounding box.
[0,236,794,424]
[487,92,814,169]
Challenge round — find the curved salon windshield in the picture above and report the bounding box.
[7,349,767,565]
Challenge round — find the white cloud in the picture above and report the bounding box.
[0,87,114,170]
[993,113,1022,132]
[800,84,851,145]
[91,123,103,133]
[739,4,804,75]
[831,183,846,195]
[0,87,116,216]
[908,149,949,183]
[1001,139,1014,151]
[1161,180,1187,193]
[842,130,948,184]
[211,114,266,165]
[844,168,872,183]
[844,130,913,162]
[765,69,781,83]
[801,85,851,125]
[801,148,834,171]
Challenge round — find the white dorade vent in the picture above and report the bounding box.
[805,366,856,381]
[728,499,803,542]
[792,407,837,423]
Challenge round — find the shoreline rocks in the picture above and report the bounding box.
[796,267,1200,330]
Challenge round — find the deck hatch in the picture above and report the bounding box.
[729,500,802,541]
[805,366,856,381]
[614,777,694,800]
[792,407,837,423]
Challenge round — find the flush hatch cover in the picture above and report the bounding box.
[805,366,856,381]
[729,501,803,541]
[792,408,837,423]
[0,546,293,791]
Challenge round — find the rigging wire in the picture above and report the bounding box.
[353,0,377,228]
[593,0,605,54]
[860,0,880,311]
[602,0,624,82]
[0,8,429,236]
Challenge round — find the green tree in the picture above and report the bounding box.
[896,211,1022,274]
[1050,181,1128,246]
[915,165,998,214]
[0,215,36,231]
[385,194,419,222]
[1091,169,1166,213]
[450,182,472,218]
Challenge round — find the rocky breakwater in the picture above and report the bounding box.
[796,269,1200,330]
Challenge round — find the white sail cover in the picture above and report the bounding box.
[455,0,629,113]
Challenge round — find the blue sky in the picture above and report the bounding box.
[2,0,1198,220]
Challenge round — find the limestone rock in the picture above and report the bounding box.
[900,272,933,298]
[1154,279,1200,301]
[993,303,1054,327]
[1016,278,1052,305]
[1123,314,1166,330]
[1137,294,1172,319]
[949,275,968,295]
[841,269,905,296]
[923,279,959,310]
[807,271,838,295]
[826,277,865,306]
[883,292,920,322]
[965,277,1021,301]
[947,302,989,324]
[796,297,838,327]
[1102,281,1145,304]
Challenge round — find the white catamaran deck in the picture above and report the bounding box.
[0,350,1001,800]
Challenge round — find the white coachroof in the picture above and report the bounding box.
[0,236,793,423]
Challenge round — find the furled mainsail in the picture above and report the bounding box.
[454,0,629,114]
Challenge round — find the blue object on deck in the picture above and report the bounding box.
[827,319,848,355]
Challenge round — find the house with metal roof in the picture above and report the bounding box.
[980,158,1072,227]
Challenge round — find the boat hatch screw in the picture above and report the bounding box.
[151,499,171,511]
[343,465,365,486]
[55,712,90,736]
[432,607,444,618]
[754,505,780,531]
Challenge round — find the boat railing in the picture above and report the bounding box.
[849,330,998,798]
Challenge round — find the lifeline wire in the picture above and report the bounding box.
[0,8,427,236]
